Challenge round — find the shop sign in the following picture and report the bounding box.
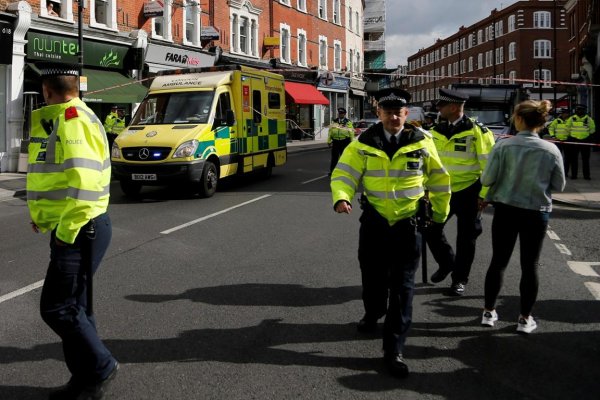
[26,31,128,70]
[318,76,350,91]
[145,43,215,68]
[280,70,318,83]
[0,20,13,65]
[350,78,366,91]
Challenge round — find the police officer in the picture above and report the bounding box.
[426,88,496,296]
[566,104,596,180]
[422,111,438,130]
[28,62,118,399]
[103,105,118,133]
[103,105,125,149]
[328,107,354,174]
[331,88,451,378]
[547,107,571,174]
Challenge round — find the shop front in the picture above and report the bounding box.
[0,14,15,171]
[318,76,350,125]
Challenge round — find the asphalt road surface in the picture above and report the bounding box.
[1,147,599,399]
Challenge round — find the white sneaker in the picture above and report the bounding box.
[516,316,537,334]
[481,310,498,327]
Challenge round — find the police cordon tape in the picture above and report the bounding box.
[495,135,600,146]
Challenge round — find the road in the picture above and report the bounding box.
[1,146,599,400]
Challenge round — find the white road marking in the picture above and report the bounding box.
[584,282,600,300]
[546,229,560,241]
[0,280,44,305]
[302,175,329,185]
[555,243,572,255]
[160,194,272,234]
[567,261,600,277]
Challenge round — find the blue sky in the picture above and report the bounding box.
[385,0,512,68]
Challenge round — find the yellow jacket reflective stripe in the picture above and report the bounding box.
[567,115,596,140]
[430,118,495,198]
[27,98,111,244]
[331,123,451,225]
[328,118,354,143]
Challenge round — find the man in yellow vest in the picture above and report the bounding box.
[327,107,354,175]
[426,88,496,296]
[27,62,118,399]
[331,88,451,378]
[547,107,571,174]
[104,106,125,148]
[566,104,596,180]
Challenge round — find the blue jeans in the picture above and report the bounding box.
[40,213,116,384]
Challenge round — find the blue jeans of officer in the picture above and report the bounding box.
[40,213,117,384]
[358,206,421,355]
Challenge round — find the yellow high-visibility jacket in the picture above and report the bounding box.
[103,111,118,133]
[331,123,451,225]
[328,117,355,143]
[566,114,596,140]
[27,98,111,244]
[430,116,495,198]
[548,117,569,141]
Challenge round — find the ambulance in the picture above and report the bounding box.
[111,65,287,197]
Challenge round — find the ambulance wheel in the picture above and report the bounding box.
[199,161,218,198]
[120,181,142,197]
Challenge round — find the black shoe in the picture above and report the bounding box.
[357,318,378,333]
[49,362,119,400]
[384,353,409,378]
[430,267,452,283]
[446,282,465,296]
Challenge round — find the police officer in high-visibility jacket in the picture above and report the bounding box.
[331,88,451,378]
[426,88,496,296]
[27,62,118,400]
[547,107,571,174]
[566,104,596,180]
[328,107,354,174]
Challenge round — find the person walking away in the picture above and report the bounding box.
[565,104,596,180]
[27,62,118,399]
[480,99,565,334]
[426,88,496,296]
[546,107,571,175]
[328,107,354,175]
[331,88,451,378]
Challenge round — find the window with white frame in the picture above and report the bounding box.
[496,47,503,64]
[348,6,352,31]
[41,0,73,21]
[230,2,260,57]
[334,40,342,71]
[440,65,445,78]
[460,59,465,74]
[297,0,306,12]
[477,29,483,44]
[90,0,117,30]
[298,29,307,66]
[508,42,516,61]
[448,63,452,76]
[280,23,291,63]
[468,56,473,72]
[477,53,483,69]
[152,0,173,41]
[486,50,492,67]
[184,0,201,46]
[534,69,552,87]
[349,49,354,73]
[279,0,291,5]
[319,35,328,68]
[534,11,551,28]
[509,70,516,84]
[533,40,551,58]
[355,52,360,73]
[318,0,327,20]
[333,0,340,24]
[508,15,516,32]
[468,33,474,48]
[355,11,359,33]
[495,20,503,36]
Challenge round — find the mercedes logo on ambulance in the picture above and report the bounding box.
[139,148,150,160]
[146,131,158,137]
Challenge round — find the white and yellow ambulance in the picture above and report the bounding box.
[111,65,287,197]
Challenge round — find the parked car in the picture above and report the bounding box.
[353,118,379,136]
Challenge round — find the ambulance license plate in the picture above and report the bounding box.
[132,174,157,181]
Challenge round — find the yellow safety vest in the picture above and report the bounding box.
[111,117,126,135]
[430,118,495,198]
[103,112,118,133]
[548,118,569,141]
[331,125,451,225]
[567,115,596,140]
[27,98,111,244]
[328,118,355,143]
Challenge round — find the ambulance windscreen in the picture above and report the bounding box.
[131,91,215,125]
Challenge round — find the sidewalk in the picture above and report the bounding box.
[3,139,600,209]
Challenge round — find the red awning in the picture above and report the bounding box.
[285,82,330,105]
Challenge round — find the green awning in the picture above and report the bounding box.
[82,69,147,104]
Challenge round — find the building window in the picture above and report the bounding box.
[90,0,117,30]
[508,15,516,32]
[349,49,354,73]
[468,56,473,72]
[477,53,483,69]
[297,0,306,12]
[355,11,359,34]
[534,11,551,28]
[495,20,503,37]
[333,0,340,24]
[485,50,492,67]
[280,24,291,63]
[184,0,201,46]
[348,6,352,30]
[460,59,465,74]
[318,0,327,20]
[533,40,551,58]
[298,29,307,66]
[477,29,483,44]
[230,3,260,57]
[355,52,360,73]
[279,0,291,5]
[319,35,328,68]
[152,0,172,41]
[534,69,552,87]
[41,0,74,21]
[508,42,516,61]
[509,70,517,84]
[496,47,503,64]
[334,40,341,71]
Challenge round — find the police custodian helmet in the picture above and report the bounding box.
[374,88,411,109]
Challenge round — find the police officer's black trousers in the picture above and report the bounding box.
[330,138,351,173]
[358,209,421,355]
[40,213,117,385]
[426,181,483,284]
[566,139,591,179]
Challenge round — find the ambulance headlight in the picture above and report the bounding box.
[111,142,121,159]
[173,140,199,158]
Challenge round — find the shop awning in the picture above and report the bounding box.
[81,69,148,104]
[285,82,330,105]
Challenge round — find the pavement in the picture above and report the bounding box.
[3,134,600,210]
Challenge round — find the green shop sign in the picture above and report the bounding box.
[27,32,128,70]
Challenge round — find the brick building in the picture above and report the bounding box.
[407,0,570,109]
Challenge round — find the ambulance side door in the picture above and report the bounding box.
[241,76,264,155]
